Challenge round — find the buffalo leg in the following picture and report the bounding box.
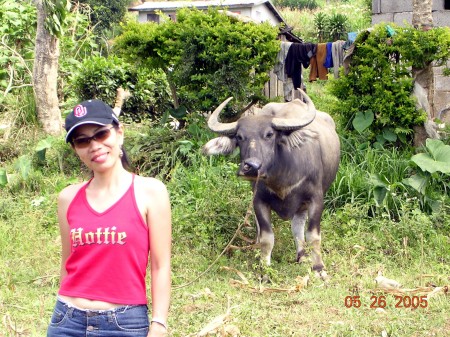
[254,201,274,266]
[306,197,326,274]
[291,210,308,262]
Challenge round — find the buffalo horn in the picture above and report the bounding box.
[207,97,238,135]
[271,111,316,130]
[298,88,316,111]
[272,89,317,131]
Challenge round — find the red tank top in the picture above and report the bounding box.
[59,175,149,304]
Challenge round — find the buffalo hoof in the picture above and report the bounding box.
[313,269,330,282]
[296,250,308,263]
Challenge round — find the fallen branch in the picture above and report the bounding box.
[370,285,449,297]
[196,296,234,337]
[228,274,309,294]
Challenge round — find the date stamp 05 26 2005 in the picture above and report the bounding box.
[344,295,428,309]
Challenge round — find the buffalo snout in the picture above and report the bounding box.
[239,157,262,177]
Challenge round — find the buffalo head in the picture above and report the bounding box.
[203,90,318,182]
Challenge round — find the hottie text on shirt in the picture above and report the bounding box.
[71,227,127,247]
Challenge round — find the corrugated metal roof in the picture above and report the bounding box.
[131,1,267,11]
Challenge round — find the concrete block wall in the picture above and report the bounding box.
[372,0,450,121]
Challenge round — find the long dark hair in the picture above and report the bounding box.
[113,124,133,172]
[120,146,132,172]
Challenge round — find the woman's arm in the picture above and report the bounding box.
[57,184,82,283]
[145,178,172,336]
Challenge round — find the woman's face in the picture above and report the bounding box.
[71,123,124,172]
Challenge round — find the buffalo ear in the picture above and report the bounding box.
[284,129,318,149]
[202,136,237,155]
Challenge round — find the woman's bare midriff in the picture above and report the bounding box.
[59,295,126,310]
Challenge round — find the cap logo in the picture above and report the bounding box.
[74,104,87,118]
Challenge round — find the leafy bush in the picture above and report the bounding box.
[314,12,349,42]
[314,12,328,42]
[328,23,450,144]
[114,7,280,117]
[71,55,129,102]
[0,0,36,99]
[58,3,101,94]
[403,139,450,212]
[169,157,250,250]
[327,133,414,219]
[70,55,171,121]
[327,13,348,41]
[77,0,129,34]
[0,135,80,192]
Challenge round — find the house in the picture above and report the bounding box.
[129,0,286,26]
[372,0,450,124]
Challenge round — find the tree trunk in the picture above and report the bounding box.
[411,0,437,146]
[33,0,62,135]
[412,0,433,29]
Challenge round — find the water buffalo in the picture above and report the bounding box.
[202,90,340,278]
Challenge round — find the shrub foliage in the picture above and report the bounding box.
[329,23,450,145]
[113,7,280,117]
[71,55,171,121]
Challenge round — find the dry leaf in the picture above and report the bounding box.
[426,285,448,299]
[295,275,309,290]
[221,266,249,284]
[223,324,240,336]
[197,313,229,336]
[196,297,234,337]
[190,288,215,300]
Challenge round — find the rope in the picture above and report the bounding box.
[172,176,259,290]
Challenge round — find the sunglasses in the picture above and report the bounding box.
[72,126,115,148]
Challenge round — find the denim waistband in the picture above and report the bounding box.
[56,296,147,316]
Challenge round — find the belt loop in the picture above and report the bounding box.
[107,311,114,322]
[67,307,75,318]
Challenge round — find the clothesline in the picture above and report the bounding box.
[274,33,357,101]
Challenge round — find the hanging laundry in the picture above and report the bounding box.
[309,43,328,82]
[285,42,316,90]
[332,40,345,78]
[323,42,333,69]
[274,41,294,101]
[347,31,358,43]
[274,41,292,82]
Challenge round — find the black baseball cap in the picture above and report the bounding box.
[65,99,119,142]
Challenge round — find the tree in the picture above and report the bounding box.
[33,0,71,135]
[78,0,130,33]
[411,0,437,145]
[114,8,279,119]
[33,0,62,135]
[412,0,433,29]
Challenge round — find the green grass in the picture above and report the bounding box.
[280,0,372,42]
[1,111,449,336]
[1,1,448,335]
[2,190,448,336]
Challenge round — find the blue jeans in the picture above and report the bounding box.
[47,298,149,336]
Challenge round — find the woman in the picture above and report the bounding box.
[47,99,171,337]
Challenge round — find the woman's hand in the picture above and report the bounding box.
[147,321,168,336]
